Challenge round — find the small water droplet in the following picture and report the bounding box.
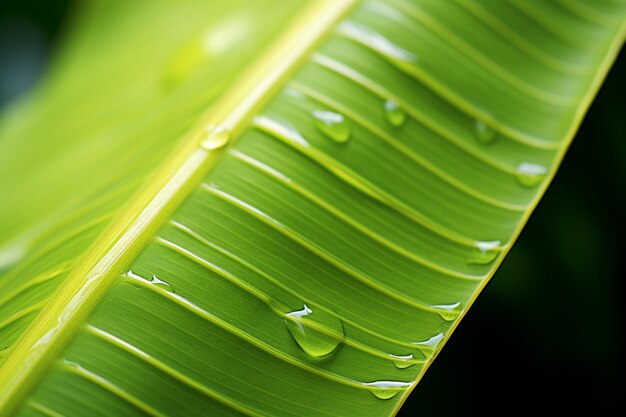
[467,240,501,265]
[284,304,344,358]
[283,87,306,100]
[150,275,174,292]
[390,353,415,369]
[363,380,411,400]
[254,115,310,147]
[383,100,406,127]
[412,333,444,356]
[339,22,416,64]
[200,125,231,150]
[474,120,496,143]
[312,110,350,143]
[516,162,547,187]
[431,302,461,321]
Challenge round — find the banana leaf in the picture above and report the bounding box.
[1,1,624,416]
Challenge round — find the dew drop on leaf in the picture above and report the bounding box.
[283,87,306,100]
[474,119,496,143]
[383,99,406,127]
[150,275,175,293]
[200,125,231,150]
[312,110,351,143]
[362,380,411,400]
[390,353,415,369]
[412,333,444,356]
[431,302,462,321]
[339,22,416,65]
[467,240,501,265]
[516,162,547,187]
[284,304,344,358]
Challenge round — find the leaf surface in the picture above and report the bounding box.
[0,1,624,416]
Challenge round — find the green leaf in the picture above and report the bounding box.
[1,1,624,416]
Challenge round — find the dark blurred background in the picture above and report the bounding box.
[1,1,623,415]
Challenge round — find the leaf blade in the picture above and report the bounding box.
[1,1,624,416]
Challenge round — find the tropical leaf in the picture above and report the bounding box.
[0,1,624,416]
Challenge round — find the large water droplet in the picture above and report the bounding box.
[474,120,496,143]
[284,304,344,358]
[200,125,231,150]
[431,302,462,321]
[412,333,444,356]
[467,240,501,265]
[312,110,351,143]
[363,380,411,400]
[383,100,406,127]
[516,162,547,187]
[390,353,415,369]
[150,275,175,293]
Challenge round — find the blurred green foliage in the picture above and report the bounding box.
[1,1,623,415]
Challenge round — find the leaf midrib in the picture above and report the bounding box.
[0,1,358,414]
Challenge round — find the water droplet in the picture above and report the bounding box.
[200,125,231,150]
[516,162,547,187]
[254,115,310,147]
[474,120,496,143]
[312,110,350,143]
[390,353,415,369]
[339,22,416,64]
[363,380,411,400]
[431,302,462,321]
[467,240,501,265]
[383,100,406,127]
[284,304,344,358]
[150,275,174,292]
[283,87,306,100]
[412,333,444,356]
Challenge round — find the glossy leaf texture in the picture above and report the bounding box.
[0,1,624,417]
